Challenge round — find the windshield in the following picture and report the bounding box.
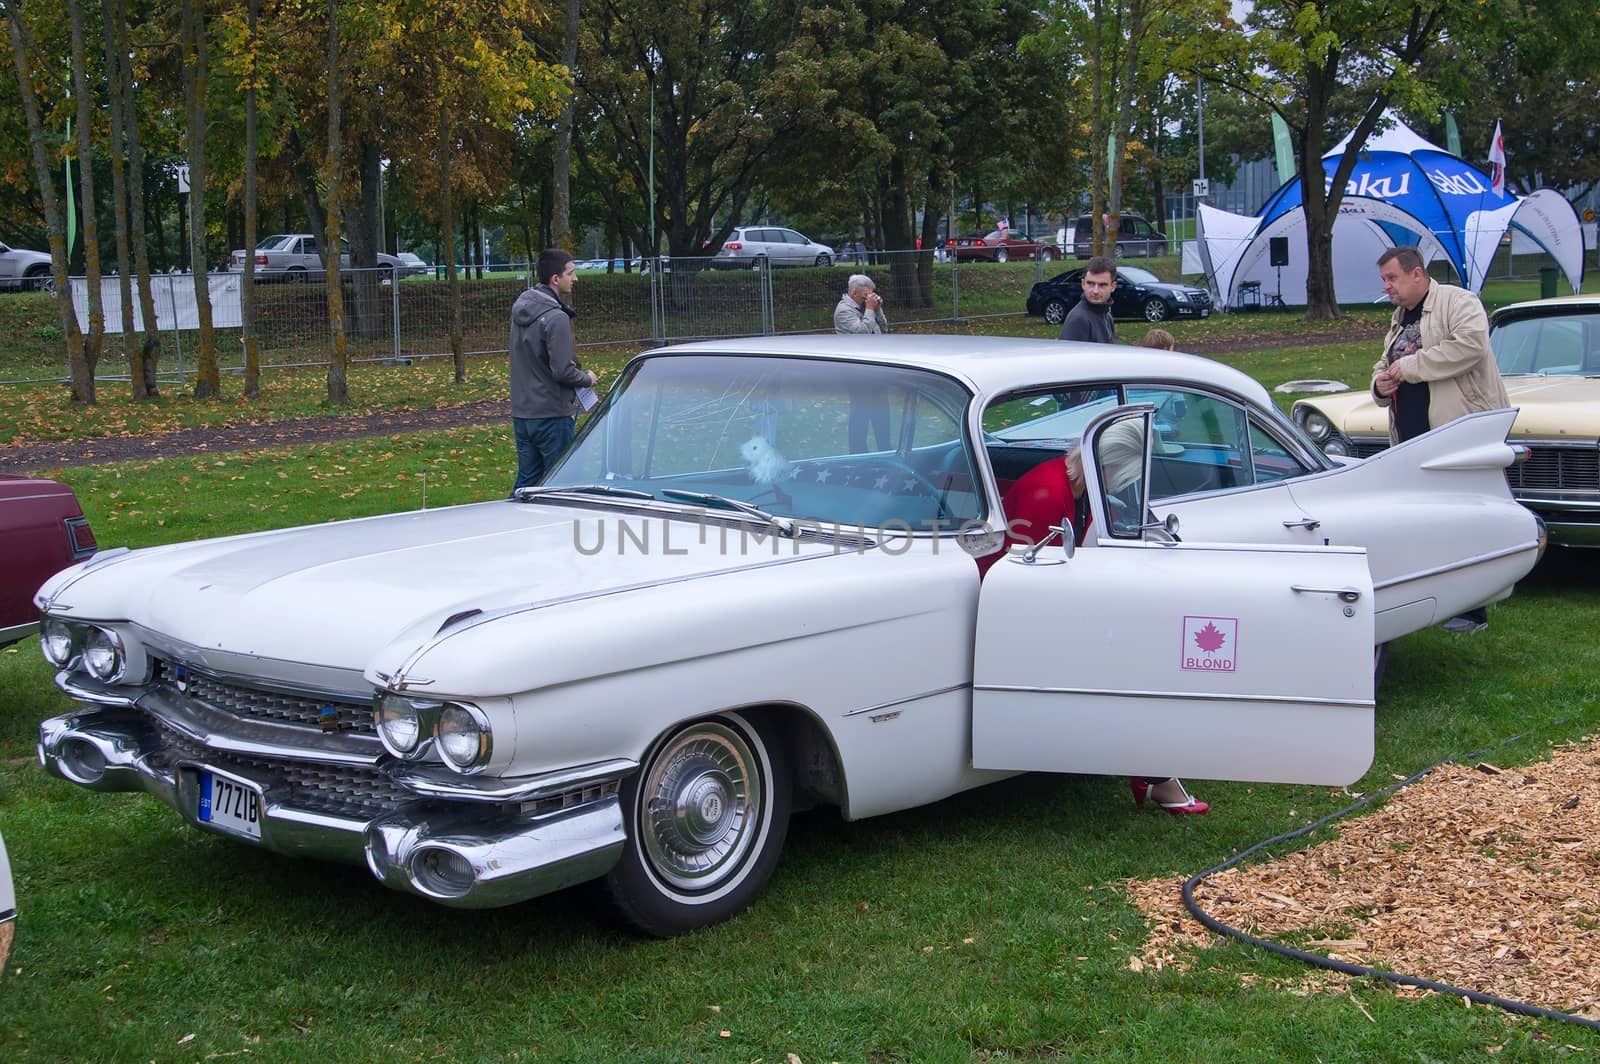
[1492,311,1600,376]
[544,355,985,532]
[1119,266,1160,285]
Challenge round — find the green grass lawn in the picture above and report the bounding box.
[3,312,1600,1059]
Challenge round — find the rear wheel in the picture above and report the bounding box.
[286,267,308,283]
[1039,247,1057,262]
[995,247,1010,264]
[1043,299,1068,326]
[605,712,791,937]
[1143,297,1169,322]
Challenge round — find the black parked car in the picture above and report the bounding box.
[1026,265,1214,325]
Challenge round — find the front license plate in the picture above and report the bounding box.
[198,769,262,840]
[1199,309,1210,317]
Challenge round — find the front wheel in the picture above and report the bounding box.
[815,253,832,267]
[1039,247,1057,262]
[605,712,791,937]
[1143,297,1169,322]
[1043,299,1068,326]
[24,267,53,293]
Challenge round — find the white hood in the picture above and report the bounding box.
[43,499,846,672]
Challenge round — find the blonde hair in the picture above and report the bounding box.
[1141,328,1175,351]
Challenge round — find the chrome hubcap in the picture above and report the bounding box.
[640,722,763,891]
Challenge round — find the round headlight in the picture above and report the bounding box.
[1323,438,1353,457]
[375,693,426,755]
[1300,410,1332,441]
[40,617,78,667]
[437,703,492,772]
[82,627,125,682]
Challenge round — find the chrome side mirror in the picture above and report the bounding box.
[1018,522,1074,565]
[1140,512,1180,540]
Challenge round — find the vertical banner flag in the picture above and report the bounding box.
[1488,120,1507,196]
[1107,132,1116,186]
[65,119,77,257]
[1270,113,1295,185]
[1443,112,1461,157]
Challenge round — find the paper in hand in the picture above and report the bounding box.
[576,386,600,412]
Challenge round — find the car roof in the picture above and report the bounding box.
[648,335,1274,408]
[1493,294,1600,321]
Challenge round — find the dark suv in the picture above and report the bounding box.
[1072,214,1167,259]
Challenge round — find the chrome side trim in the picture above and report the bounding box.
[1371,538,1541,592]
[843,682,972,718]
[973,683,1374,709]
[390,758,639,803]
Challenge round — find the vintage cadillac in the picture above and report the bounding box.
[34,336,1543,935]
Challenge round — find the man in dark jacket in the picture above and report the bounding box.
[1059,255,1116,343]
[509,249,597,493]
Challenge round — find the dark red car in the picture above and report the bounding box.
[1,475,96,647]
[948,229,1061,264]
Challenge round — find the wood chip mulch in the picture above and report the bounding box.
[1125,737,1600,1019]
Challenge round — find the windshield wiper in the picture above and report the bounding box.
[660,488,797,537]
[513,484,655,502]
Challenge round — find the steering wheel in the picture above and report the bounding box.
[862,456,952,521]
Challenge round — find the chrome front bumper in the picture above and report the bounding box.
[38,708,629,909]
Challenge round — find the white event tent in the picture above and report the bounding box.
[1196,115,1586,309]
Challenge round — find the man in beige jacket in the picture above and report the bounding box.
[1371,245,1510,632]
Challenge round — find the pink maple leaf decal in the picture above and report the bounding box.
[1193,622,1227,653]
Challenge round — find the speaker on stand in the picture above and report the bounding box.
[1267,237,1289,307]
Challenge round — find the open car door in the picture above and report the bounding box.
[972,407,1375,786]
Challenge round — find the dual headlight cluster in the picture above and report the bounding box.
[1293,408,1354,457]
[373,692,492,774]
[40,617,139,683]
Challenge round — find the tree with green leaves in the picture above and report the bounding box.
[1200,0,1454,318]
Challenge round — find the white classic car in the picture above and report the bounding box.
[34,337,1543,935]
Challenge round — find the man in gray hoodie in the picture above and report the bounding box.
[509,249,597,493]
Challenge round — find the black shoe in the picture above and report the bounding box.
[1440,610,1488,634]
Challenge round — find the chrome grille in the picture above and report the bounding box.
[523,782,620,817]
[157,721,413,818]
[1506,445,1600,494]
[153,659,374,735]
[1354,441,1388,459]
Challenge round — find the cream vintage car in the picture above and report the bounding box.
[1292,295,1600,547]
[34,336,1542,936]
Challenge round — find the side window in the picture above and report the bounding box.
[1126,387,1249,499]
[981,388,1119,484]
[783,230,808,245]
[1248,419,1311,484]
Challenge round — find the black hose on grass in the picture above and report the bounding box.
[1180,723,1600,1032]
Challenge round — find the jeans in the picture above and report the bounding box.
[512,415,576,493]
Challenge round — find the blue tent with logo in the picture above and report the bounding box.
[1197,115,1585,308]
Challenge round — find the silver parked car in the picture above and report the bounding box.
[228,234,405,282]
[713,226,834,268]
[0,241,54,292]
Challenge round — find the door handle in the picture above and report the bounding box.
[1290,584,1362,603]
[1283,517,1322,530]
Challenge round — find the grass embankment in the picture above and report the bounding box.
[1,292,1598,1060]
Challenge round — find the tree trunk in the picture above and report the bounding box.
[1086,0,1108,256]
[4,8,89,401]
[439,97,464,382]
[322,0,349,404]
[181,0,219,398]
[100,0,137,397]
[117,0,161,396]
[242,0,260,397]
[67,0,106,393]
[550,0,579,250]
[346,138,384,342]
